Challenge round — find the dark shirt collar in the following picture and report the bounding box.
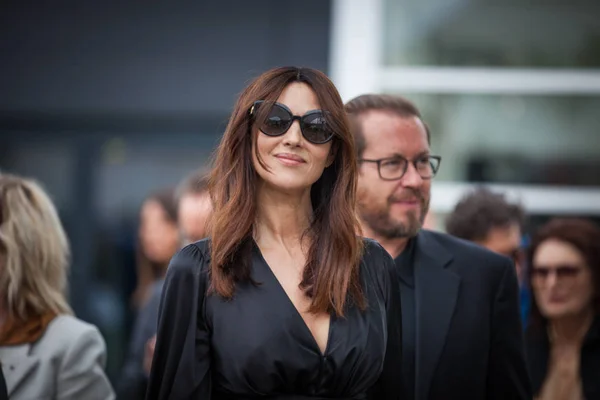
[394,236,416,287]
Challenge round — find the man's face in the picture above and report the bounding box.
[357,111,432,239]
[178,193,212,245]
[478,222,523,281]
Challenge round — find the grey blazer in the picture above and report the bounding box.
[0,314,115,400]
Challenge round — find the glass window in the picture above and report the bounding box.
[383,0,600,68]
[383,92,600,186]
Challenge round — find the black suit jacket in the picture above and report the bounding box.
[410,230,531,400]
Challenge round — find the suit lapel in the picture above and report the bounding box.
[0,344,40,397]
[414,231,460,400]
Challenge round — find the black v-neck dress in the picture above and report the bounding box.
[146,238,402,400]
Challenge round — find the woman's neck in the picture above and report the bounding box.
[550,308,595,342]
[254,183,313,249]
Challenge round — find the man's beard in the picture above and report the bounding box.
[358,189,429,240]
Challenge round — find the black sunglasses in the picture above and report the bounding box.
[249,100,334,144]
[531,265,583,280]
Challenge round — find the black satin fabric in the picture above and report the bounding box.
[146,238,402,400]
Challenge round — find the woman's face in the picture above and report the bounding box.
[139,199,179,264]
[532,238,595,320]
[252,82,334,195]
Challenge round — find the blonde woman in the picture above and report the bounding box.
[0,172,114,400]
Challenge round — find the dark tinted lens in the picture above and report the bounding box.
[261,104,292,136]
[532,269,549,279]
[532,265,582,279]
[556,266,581,278]
[301,112,332,143]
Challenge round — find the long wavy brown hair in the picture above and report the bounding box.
[208,66,364,316]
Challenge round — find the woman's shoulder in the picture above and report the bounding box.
[188,237,211,255]
[358,237,395,280]
[45,315,101,339]
[359,237,393,264]
[356,237,398,309]
[36,315,106,354]
[161,239,212,296]
[168,239,211,275]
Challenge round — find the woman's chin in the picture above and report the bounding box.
[260,173,320,195]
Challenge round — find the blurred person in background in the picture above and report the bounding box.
[147,67,402,399]
[0,172,114,400]
[445,187,530,325]
[117,171,211,399]
[445,187,526,280]
[526,218,600,400]
[130,188,179,310]
[346,94,531,400]
[175,170,212,246]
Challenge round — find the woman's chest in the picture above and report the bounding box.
[204,281,388,387]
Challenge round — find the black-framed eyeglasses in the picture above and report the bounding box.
[359,155,442,181]
[249,100,334,144]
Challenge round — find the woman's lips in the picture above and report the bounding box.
[275,153,306,166]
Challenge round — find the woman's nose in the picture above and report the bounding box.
[283,120,302,146]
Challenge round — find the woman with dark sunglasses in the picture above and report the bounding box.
[145,66,402,400]
[525,218,600,400]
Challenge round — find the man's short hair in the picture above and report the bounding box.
[445,187,526,242]
[175,169,209,203]
[344,94,431,158]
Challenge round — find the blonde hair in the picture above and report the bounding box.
[0,172,73,320]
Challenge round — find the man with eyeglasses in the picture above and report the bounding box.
[345,94,531,400]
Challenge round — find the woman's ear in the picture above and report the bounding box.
[326,140,339,167]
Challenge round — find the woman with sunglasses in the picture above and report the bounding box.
[146,67,402,400]
[525,218,600,400]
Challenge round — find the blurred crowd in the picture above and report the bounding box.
[1,102,599,399]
